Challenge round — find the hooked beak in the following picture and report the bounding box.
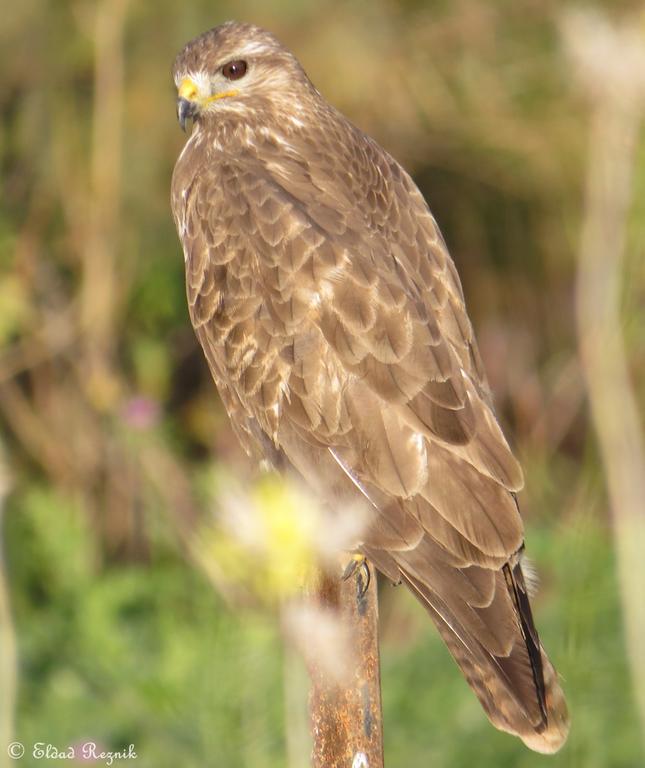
[177,97,198,132]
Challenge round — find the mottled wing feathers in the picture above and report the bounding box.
[171,89,567,751]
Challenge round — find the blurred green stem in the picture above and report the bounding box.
[283,641,310,768]
[0,447,16,767]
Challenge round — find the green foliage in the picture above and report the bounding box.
[7,487,286,768]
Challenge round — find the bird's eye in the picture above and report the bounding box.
[222,60,248,80]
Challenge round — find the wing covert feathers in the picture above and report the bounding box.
[171,55,568,752]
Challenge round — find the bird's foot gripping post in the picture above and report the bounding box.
[342,554,371,599]
[308,557,384,768]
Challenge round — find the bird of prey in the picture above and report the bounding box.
[171,21,569,753]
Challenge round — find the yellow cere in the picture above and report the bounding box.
[178,77,198,101]
[178,77,238,106]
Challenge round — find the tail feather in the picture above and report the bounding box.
[399,561,569,753]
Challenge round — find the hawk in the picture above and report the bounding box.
[171,21,569,752]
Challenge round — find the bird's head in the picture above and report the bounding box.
[173,21,313,131]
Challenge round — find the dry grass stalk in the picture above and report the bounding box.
[80,0,130,405]
[564,8,645,744]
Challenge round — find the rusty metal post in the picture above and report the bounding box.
[309,561,384,768]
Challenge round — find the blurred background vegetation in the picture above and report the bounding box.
[1,0,644,766]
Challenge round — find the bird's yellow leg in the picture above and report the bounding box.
[342,553,371,599]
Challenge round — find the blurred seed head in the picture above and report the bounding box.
[193,472,368,606]
[562,8,645,106]
[282,601,355,686]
